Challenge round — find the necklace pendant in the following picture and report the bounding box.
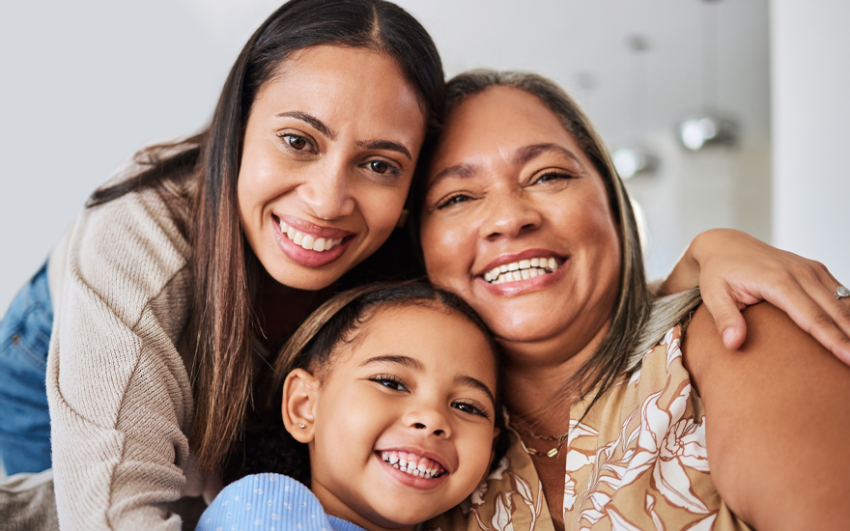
[546,448,559,458]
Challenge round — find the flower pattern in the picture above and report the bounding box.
[426,325,751,531]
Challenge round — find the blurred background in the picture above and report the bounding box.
[0,0,847,314]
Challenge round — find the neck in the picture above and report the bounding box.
[253,273,334,351]
[310,478,416,531]
[500,319,611,432]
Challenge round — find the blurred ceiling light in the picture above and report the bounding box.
[675,0,739,151]
[677,114,738,150]
[613,147,657,179]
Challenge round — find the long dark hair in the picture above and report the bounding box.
[232,281,505,485]
[87,0,444,474]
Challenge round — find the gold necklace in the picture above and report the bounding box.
[508,419,570,458]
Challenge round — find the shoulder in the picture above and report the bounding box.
[198,474,338,531]
[50,185,193,328]
[682,302,849,395]
[682,303,850,528]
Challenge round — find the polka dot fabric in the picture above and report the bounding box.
[197,474,366,531]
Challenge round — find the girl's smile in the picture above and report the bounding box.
[283,304,499,531]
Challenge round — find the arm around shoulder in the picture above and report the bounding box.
[683,302,850,530]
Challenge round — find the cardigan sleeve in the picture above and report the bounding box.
[46,187,199,530]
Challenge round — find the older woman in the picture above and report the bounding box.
[420,72,850,530]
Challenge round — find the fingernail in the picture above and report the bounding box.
[722,328,737,347]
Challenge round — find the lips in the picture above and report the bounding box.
[272,214,355,268]
[279,219,344,252]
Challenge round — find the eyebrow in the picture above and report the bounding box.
[276,112,411,160]
[356,139,412,160]
[456,375,497,407]
[427,142,582,192]
[514,143,582,166]
[426,162,478,191]
[276,111,337,140]
[358,355,425,371]
[357,355,496,405]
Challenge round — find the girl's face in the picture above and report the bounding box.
[283,305,498,531]
[420,87,621,361]
[238,45,426,291]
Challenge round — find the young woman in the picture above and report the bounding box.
[419,70,850,530]
[0,1,848,530]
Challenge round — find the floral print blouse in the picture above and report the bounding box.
[427,326,750,531]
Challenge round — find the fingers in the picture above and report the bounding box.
[760,275,850,365]
[699,284,749,350]
[806,261,850,340]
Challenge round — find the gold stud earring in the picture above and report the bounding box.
[396,209,409,228]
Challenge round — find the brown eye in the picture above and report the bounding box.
[369,160,390,174]
[283,134,309,150]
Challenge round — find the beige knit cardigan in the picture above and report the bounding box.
[46,180,209,530]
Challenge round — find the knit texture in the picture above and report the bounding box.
[46,182,202,530]
[197,474,366,531]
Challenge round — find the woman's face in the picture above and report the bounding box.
[238,45,426,291]
[420,87,621,360]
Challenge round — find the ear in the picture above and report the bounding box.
[282,368,319,444]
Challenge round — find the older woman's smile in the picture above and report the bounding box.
[420,86,620,351]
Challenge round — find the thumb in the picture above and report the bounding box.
[701,289,749,350]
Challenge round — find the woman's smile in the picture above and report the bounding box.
[238,45,425,291]
[421,86,621,352]
[273,214,355,268]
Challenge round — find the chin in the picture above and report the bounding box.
[268,266,345,291]
[482,310,565,344]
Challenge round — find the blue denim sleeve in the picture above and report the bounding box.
[0,262,53,475]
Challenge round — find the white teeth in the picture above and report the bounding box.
[483,257,561,285]
[278,219,344,252]
[379,451,445,479]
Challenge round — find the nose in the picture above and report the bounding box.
[402,405,452,438]
[478,187,542,240]
[298,158,356,221]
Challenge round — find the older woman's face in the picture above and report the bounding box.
[420,87,621,356]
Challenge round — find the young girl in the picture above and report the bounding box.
[197,281,503,531]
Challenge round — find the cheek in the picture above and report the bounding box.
[420,216,470,289]
[359,181,410,242]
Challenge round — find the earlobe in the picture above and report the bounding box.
[282,368,319,443]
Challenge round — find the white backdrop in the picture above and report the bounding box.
[0,0,802,314]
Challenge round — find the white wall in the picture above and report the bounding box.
[771,0,850,282]
[0,0,773,314]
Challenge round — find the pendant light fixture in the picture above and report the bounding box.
[676,0,738,151]
[613,35,658,179]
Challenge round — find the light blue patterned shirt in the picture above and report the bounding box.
[197,474,366,531]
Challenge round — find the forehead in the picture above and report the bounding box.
[336,304,497,376]
[430,86,583,175]
[253,45,425,132]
